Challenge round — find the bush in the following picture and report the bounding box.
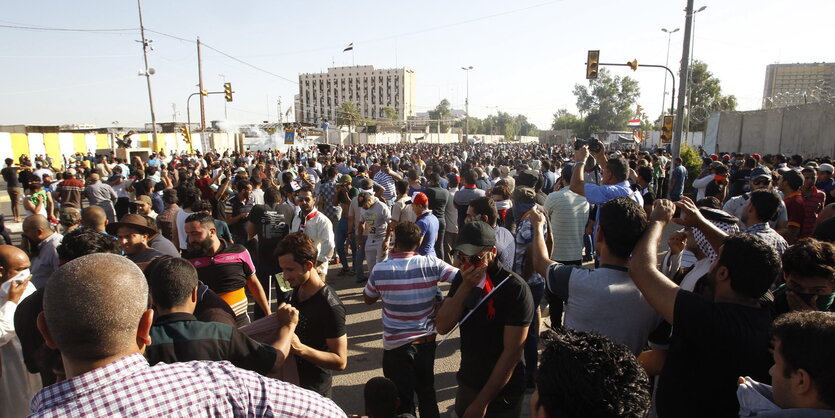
[679,144,703,193]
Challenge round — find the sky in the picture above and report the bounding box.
[1,0,833,130]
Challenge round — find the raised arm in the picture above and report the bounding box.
[569,146,590,196]
[629,199,682,324]
[528,207,553,279]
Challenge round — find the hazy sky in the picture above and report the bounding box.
[1,0,832,129]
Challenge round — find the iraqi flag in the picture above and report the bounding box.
[632,132,643,143]
[343,43,353,52]
[627,118,642,127]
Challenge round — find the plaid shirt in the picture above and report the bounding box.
[315,178,339,222]
[31,353,346,417]
[744,223,789,256]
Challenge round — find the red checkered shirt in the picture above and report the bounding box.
[31,353,346,417]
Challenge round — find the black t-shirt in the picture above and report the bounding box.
[447,262,534,397]
[730,168,751,197]
[289,284,346,396]
[248,202,295,275]
[423,186,449,225]
[655,290,773,418]
[1,166,20,187]
[642,188,656,207]
[184,240,255,295]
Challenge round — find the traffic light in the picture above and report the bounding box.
[660,115,674,144]
[179,125,192,143]
[224,83,233,102]
[586,50,599,79]
[627,59,638,71]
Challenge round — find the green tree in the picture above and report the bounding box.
[573,68,641,137]
[454,116,483,135]
[336,101,363,131]
[427,99,452,131]
[515,114,538,137]
[686,60,737,132]
[381,106,398,121]
[551,109,583,133]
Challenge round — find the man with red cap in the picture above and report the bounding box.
[412,192,439,257]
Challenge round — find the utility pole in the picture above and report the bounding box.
[197,37,207,133]
[171,103,178,122]
[219,74,227,120]
[672,0,695,160]
[661,28,679,116]
[277,97,283,125]
[462,66,473,142]
[136,0,158,150]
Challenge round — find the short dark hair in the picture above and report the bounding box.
[264,187,281,205]
[184,212,215,230]
[145,256,198,309]
[191,200,213,213]
[274,232,318,267]
[718,233,782,298]
[364,377,399,418]
[598,197,647,259]
[637,166,653,183]
[781,169,803,191]
[395,179,408,196]
[236,179,252,192]
[57,227,120,261]
[781,238,835,285]
[605,157,629,182]
[468,196,498,226]
[393,222,422,251]
[536,329,650,418]
[749,190,781,222]
[462,169,477,186]
[771,311,835,408]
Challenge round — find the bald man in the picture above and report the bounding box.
[31,254,344,417]
[22,215,63,289]
[80,206,107,232]
[84,173,117,223]
[0,245,40,417]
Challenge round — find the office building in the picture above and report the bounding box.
[298,65,416,124]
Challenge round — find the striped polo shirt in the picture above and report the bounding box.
[364,252,459,350]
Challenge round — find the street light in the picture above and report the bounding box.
[461,66,473,141]
[684,5,707,139]
[218,74,228,120]
[661,27,679,116]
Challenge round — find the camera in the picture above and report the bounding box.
[574,137,603,154]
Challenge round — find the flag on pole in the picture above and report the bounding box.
[632,132,643,143]
[627,118,642,127]
[343,43,353,52]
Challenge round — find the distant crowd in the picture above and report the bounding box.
[0,141,834,418]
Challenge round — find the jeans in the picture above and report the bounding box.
[355,236,367,281]
[525,280,545,385]
[382,342,439,418]
[334,218,351,270]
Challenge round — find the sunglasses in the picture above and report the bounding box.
[452,250,487,266]
[752,178,771,186]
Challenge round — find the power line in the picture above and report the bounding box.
[0,23,137,33]
[200,42,298,84]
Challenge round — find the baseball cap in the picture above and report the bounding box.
[749,166,772,180]
[133,195,152,205]
[412,192,429,206]
[818,163,834,174]
[511,186,536,204]
[337,174,352,185]
[358,177,374,190]
[709,154,718,161]
[515,169,539,188]
[455,221,496,256]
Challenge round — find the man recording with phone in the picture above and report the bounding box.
[569,139,643,263]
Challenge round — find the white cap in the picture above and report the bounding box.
[817,163,834,174]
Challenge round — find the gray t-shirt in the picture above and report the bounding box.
[546,263,661,355]
[360,200,391,245]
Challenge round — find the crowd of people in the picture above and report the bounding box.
[0,140,834,418]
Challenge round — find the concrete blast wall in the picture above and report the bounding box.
[705,103,835,157]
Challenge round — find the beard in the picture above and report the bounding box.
[187,236,215,257]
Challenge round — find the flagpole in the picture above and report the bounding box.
[352,48,355,66]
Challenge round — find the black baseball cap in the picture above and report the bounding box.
[455,221,496,256]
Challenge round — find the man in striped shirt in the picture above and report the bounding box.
[363,222,459,418]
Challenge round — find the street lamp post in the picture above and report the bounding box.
[661,28,680,115]
[461,66,473,142]
[219,74,228,120]
[684,6,707,140]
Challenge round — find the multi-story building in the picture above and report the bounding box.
[298,65,415,124]
[762,62,835,108]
